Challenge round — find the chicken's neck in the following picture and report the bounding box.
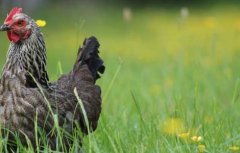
[2,31,49,87]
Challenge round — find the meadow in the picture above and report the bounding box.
[1,3,240,153]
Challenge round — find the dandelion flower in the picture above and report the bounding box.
[178,132,190,139]
[229,146,240,152]
[191,136,203,142]
[36,19,46,27]
[204,17,216,29]
[162,118,185,135]
[198,144,206,153]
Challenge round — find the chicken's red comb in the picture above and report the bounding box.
[4,7,23,23]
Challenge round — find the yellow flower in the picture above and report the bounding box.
[178,132,190,139]
[198,144,206,153]
[36,19,46,27]
[191,136,203,142]
[229,146,240,152]
[162,118,185,135]
[234,20,240,30]
[204,17,216,29]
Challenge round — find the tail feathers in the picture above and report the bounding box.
[74,36,105,81]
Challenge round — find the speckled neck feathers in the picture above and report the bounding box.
[2,22,49,87]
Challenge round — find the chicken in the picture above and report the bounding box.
[0,7,105,150]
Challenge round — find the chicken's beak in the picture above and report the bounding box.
[0,24,10,31]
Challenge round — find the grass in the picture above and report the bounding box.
[1,2,240,152]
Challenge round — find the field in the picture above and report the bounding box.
[1,3,240,153]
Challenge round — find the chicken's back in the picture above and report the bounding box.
[47,36,105,133]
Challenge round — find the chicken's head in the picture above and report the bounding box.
[0,7,34,43]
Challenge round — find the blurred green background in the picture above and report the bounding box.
[1,0,240,152]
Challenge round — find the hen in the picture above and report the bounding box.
[0,7,104,150]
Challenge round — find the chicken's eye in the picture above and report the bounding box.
[17,20,25,27]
